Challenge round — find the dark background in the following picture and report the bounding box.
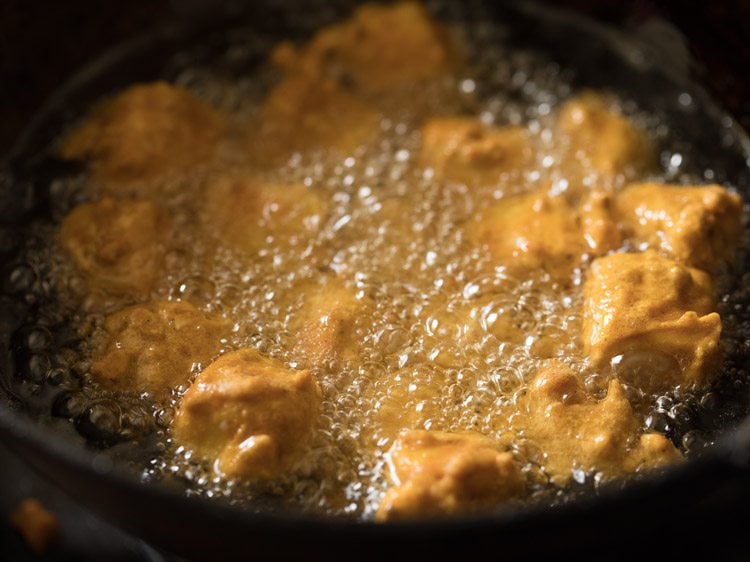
[1,0,749,157]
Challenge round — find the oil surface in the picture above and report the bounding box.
[3,1,750,520]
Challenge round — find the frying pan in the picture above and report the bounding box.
[2,1,750,559]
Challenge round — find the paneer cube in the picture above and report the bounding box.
[376,430,524,521]
[557,92,655,183]
[272,1,455,95]
[256,72,381,160]
[60,197,172,295]
[518,362,681,485]
[59,82,225,188]
[203,175,327,254]
[289,280,372,369]
[617,182,743,271]
[172,349,321,480]
[467,192,588,281]
[420,117,532,187]
[90,301,228,396]
[582,251,722,390]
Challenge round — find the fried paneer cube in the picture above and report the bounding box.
[468,191,620,281]
[203,176,327,254]
[60,197,172,295]
[256,72,381,161]
[617,182,743,271]
[583,251,722,391]
[172,349,321,480]
[376,430,524,521]
[420,118,533,187]
[467,192,583,280]
[518,363,681,485]
[90,301,228,396]
[59,82,225,187]
[273,1,454,95]
[557,92,655,183]
[289,280,372,369]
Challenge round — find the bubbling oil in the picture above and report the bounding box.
[5,2,750,520]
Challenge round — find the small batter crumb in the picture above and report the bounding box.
[9,498,60,555]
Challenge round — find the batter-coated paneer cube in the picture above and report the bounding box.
[616,182,743,271]
[557,92,655,182]
[203,176,327,254]
[90,301,228,396]
[376,430,525,521]
[272,1,455,95]
[518,363,681,485]
[172,349,321,480]
[420,118,533,187]
[290,280,372,369]
[256,72,381,161]
[582,251,722,391]
[59,82,225,188]
[467,191,616,281]
[59,197,172,295]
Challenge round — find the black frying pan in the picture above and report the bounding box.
[2,2,750,560]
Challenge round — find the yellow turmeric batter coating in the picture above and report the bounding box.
[420,117,533,187]
[90,301,228,396]
[172,349,321,480]
[376,430,525,521]
[60,197,172,295]
[272,1,454,96]
[616,182,743,271]
[59,82,225,188]
[289,280,373,369]
[203,175,327,254]
[467,190,620,281]
[518,363,681,485]
[557,92,656,185]
[583,251,722,391]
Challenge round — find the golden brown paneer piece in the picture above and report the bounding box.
[583,251,722,391]
[376,430,524,521]
[59,82,225,188]
[203,175,327,254]
[256,71,381,161]
[289,280,372,369]
[172,349,321,480]
[420,118,533,187]
[90,301,228,396]
[556,92,655,183]
[272,1,454,96]
[616,182,743,271]
[518,363,681,485]
[467,190,620,281]
[59,197,172,295]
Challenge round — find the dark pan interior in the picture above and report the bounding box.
[2,2,750,559]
